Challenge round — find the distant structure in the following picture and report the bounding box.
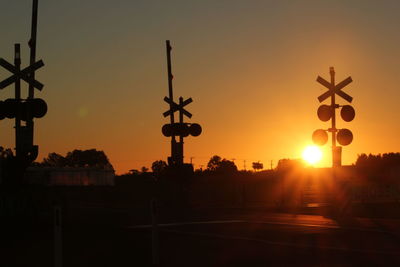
[0,0,47,184]
[25,167,115,186]
[312,67,355,167]
[161,40,202,166]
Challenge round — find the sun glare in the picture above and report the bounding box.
[302,145,322,165]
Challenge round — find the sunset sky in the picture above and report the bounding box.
[0,0,399,174]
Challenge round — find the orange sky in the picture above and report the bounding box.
[0,1,399,174]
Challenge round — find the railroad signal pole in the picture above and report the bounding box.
[312,67,355,167]
[165,41,177,163]
[0,0,47,183]
[162,40,202,166]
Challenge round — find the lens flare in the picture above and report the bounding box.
[302,145,322,165]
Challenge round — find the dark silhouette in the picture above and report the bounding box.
[206,155,238,173]
[0,0,47,185]
[162,40,202,168]
[355,152,400,181]
[40,149,113,170]
[151,160,168,175]
[252,161,263,171]
[313,67,354,167]
[41,152,67,167]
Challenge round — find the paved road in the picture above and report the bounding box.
[125,212,400,266]
[3,210,400,266]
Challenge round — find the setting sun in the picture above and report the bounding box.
[302,146,323,165]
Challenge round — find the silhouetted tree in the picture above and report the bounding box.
[0,147,14,159]
[207,155,237,173]
[252,161,263,172]
[141,166,149,173]
[355,153,400,179]
[151,160,168,174]
[40,149,113,170]
[207,155,222,171]
[41,152,66,167]
[65,149,113,169]
[129,169,140,175]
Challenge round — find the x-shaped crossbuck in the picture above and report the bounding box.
[0,58,44,90]
[163,96,193,118]
[317,76,353,103]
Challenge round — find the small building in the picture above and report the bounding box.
[25,167,115,186]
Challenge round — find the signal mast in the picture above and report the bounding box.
[161,40,202,166]
[312,67,355,167]
[0,0,47,184]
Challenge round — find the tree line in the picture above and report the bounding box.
[31,150,400,177]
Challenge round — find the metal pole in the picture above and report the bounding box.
[29,0,38,99]
[166,40,177,165]
[27,0,39,146]
[329,67,339,167]
[14,44,21,159]
[178,97,184,165]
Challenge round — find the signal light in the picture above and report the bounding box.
[0,101,4,120]
[162,124,172,137]
[317,105,332,121]
[162,123,202,137]
[312,129,328,146]
[4,99,18,119]
[340,105,355,122]
[337,128,353,146]
[189,123,202,137]
[0,98,47,120]
[177,123,190,137]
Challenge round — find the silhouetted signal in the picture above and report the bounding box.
[189,123,202,137]
[0,98,47,120]
[0,0,46,177]
[162,123,202,137]
[337,128,353,146]
[317,105,332,122]
[162,40,202,166]
[317,76,353,103]
[0,58,44,90]
[340,105,355,122]
[312,67,355,167]
[312,129,328,146]
[163,96,193,118]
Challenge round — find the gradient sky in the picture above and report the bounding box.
[0,0,399,174]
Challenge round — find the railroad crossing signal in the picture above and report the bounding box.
[162,40,202,166]
[0,0,47,183]
[0,58,44,90]
[312,67,355,167]
[163,96,193,118]
[162,123,202,137]
[317,76,353,103]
